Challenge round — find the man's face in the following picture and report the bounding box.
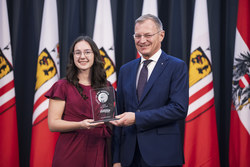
[134,19,165,59]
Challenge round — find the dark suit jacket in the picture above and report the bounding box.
[112,51,189,166]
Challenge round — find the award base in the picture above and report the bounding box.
[90,118,120,123]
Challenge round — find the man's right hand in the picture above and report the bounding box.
[113,163,122,167]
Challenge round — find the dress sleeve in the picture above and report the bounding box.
[45,80,67,100]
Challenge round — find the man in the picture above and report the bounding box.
[111,14,189,167]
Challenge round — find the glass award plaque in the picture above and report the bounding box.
[90,86,118,123]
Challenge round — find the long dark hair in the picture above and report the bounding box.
[66,36,107,99]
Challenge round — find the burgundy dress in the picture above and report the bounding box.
[45,79,112,167]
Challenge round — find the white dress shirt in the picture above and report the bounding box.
[136,49,162,89]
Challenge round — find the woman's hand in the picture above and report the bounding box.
[80,119,104,129]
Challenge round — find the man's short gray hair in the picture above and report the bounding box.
[135,14,163,31]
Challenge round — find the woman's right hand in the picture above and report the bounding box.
[80,119,104,129]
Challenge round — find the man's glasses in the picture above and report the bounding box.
[73,50,93,57]
[133,31,161,40]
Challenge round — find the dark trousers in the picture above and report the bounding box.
[126,140,181,167]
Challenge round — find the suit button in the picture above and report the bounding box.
[136,109,140,112]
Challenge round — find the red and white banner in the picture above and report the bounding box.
[30,0,60,166]
[136,0,158,59]
[142,0,158,16]
[183,0,220,166]
[93,0,117,89]
[229,0,250,166]
[0,0,20,166]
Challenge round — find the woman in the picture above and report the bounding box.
[45,36,112,167]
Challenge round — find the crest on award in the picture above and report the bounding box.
[97,90,109,103]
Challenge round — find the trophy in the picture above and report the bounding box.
[89,86,118,122]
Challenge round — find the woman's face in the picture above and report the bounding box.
[73,40,94,73]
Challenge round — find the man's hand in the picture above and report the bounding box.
[113,163,122,167]
[110,112,135,126]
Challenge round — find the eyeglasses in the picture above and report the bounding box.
[73,50,93,57]
[133,31,161,40]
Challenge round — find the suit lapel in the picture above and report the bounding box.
[139,53,169,103]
